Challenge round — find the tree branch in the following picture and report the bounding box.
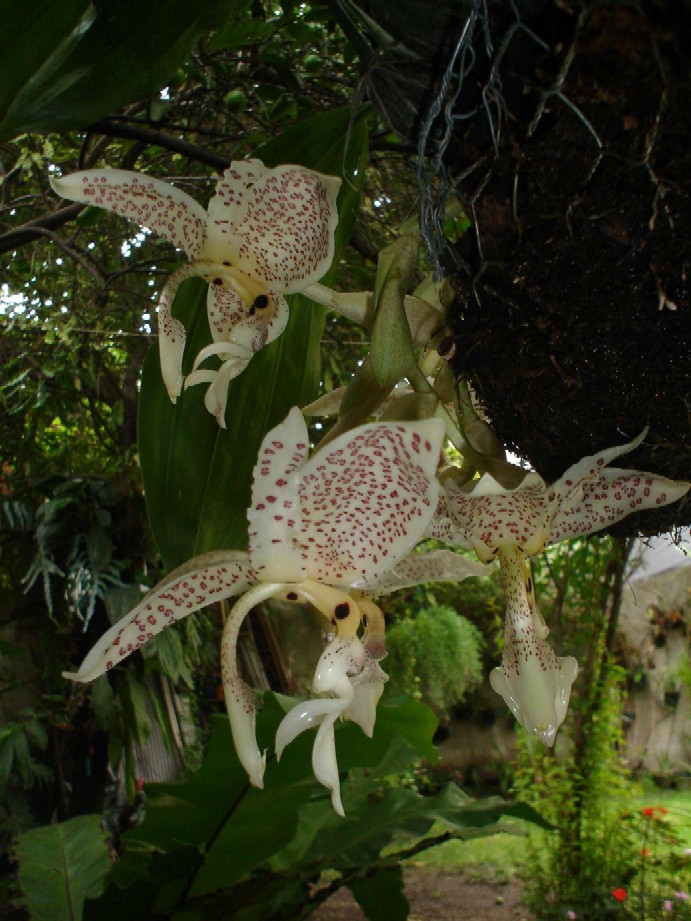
[0,203,84,255]
[87,118,230,170]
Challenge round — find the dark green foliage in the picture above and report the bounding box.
[0,0,235,138]
[29,694,550,921]
[14,814,111,921]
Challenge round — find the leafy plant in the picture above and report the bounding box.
[0,710,53,849]
[513,537,641,919]
[21,478,126,626]
[385,603,484,720]
[11,694,549,921]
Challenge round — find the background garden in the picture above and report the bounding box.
[1,1,690,919]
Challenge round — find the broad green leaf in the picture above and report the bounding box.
[87,693,547,916]
[15,814,111,921]
[190,696,435,897]
[99,694,435,902]
[335,695,439,769]
[91,675,115,731]
[282,780,550,872]
[0,0,235,139]
[350,866,409,921]
[138,108,369,568]
[369,235,419,387]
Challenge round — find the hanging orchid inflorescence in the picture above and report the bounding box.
[55,156,690,813]
[51,161,343,425]
[64,407,487,814]
[429,432,690,745]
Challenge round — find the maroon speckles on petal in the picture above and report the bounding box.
[296,420,443,586]
[69,554,254,680]
[443,474,549,557]
[58,171,207,258]
[206,161,339,292]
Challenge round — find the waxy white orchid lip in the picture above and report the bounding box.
[489,546,578,747]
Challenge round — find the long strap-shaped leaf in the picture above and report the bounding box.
[138,107,369,568]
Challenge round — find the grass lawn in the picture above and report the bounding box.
[408,829,533,882]
[633,778,691,848]
[408,778,691,885]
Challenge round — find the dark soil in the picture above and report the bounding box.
[312,868,534,920]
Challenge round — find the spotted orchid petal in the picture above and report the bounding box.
[220,581,290,787]
[63,551,255,683]
[247,406,310,583]
[247,407,446,588]
[438,473,551,562]
[489,547,578,746]
[203,160,341,292]
[548,431,690,543]
[359,549,490,595]
[297,418,445,587]
[50,169,208,258]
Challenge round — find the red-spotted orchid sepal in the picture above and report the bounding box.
[489,547,578,746]
[433,430,690,560]
[50,161,341,426]
[62,551,256,684]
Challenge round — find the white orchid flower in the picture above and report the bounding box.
[64,407,485,796]
[50,161,342,425]
[432,430,690,745]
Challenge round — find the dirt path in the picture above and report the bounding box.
[312,869,534,920]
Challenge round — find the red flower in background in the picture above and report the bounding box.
[612,888,628,902]
[642,805,668,819]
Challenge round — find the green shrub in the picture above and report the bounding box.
[385,604,483,720]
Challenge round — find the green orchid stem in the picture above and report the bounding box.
[407,365,472,460]
[303,282,372,327]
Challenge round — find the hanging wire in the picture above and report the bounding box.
[415,0,580,279]
[416,0,493,278]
